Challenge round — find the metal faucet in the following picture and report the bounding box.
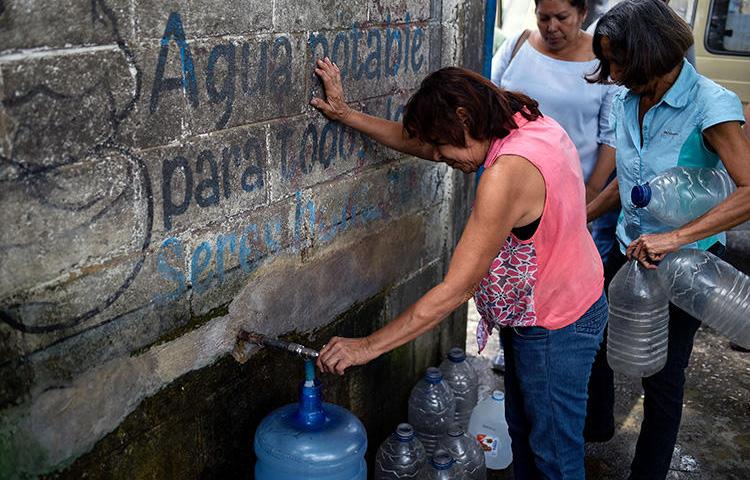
[237,330,319,360]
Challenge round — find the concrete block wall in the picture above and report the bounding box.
[0,0,484,477]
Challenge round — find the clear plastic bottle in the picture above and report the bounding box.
[607,260,670,377]
[417,450,460,480]
[439,347,479,431]
[631,167,736,227]
[467,390,512,470]
[374,423,427,480]
[408,367,456,457]
[436,428,486,480]
[657,249,750,348]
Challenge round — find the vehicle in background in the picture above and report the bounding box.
[682,0,750,102]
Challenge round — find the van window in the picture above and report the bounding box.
[706,0,750,55]
[671,0,698,25]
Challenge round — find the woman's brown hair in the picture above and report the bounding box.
[402,67,542,147]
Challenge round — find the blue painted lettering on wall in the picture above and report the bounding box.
[149,12,293,129]
[155,237,187,303]
[278,121,362,180]
[162,135,264,230]
[308,14,425,82]
[149,12,424,130]
[279,99,405,181]
[150,12,198,113]
[155,185,384,303]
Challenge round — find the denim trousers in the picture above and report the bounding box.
[501,293,608,480]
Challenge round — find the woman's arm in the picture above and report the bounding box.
[628,121,750,267]
[310,57,436,160]
[317,155,545,375]
[587,177,621,223]
[586,144,616,203]
[588,82,620,203]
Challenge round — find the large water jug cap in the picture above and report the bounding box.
[425,367,443,384]
[396,423,415,441]
[447,347,466,362]
[430,450,455,470]
[295,379,326,429]
[631,183,652,208]
[492,390,505,401]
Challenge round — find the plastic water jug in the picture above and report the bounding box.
[439,347,479,430]
[254,361,367,479]
[631,167,735,227]
[374,423,426,479]
[417,450,460,479]
[657,249,750,348]
[467,390,512,470]
[436,428,486,479]
[607,260,670,377]
[408,367,456,457]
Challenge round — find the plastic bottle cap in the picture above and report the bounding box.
[447,428,464,437]
[491,390,505,401]
[425,367,443,384]
[396,423,415,441]
[631,183,652,208]
[431,450,455,470]
[447,347,466,363]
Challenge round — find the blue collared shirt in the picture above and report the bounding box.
[612,60,745,253]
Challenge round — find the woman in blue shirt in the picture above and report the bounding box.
[586,1,750,478]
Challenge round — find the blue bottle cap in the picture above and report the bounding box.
[631,182,652,208]
[447,347,466,362]
[431,450,455,470]
[396,423,415,441]
[425,367,443,384]
[492,390,505,401]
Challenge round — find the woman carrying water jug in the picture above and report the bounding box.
[586,1,750,478]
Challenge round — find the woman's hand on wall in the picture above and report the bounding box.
[317,336,377,376]
[310,57,352,123]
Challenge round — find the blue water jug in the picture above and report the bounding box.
[254,361,368,479]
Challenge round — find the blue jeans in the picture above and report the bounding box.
[591,209,619,265]
[501,293,608,480]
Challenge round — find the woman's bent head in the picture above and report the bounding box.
[403,67,541,150]
[589,0,693,90]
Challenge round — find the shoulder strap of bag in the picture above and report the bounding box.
[511,29,531,61]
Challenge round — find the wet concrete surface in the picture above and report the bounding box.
[464,299,750,480]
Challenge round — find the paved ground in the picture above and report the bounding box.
[465,300,750,480]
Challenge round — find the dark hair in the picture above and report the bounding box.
[533,0,587,13]
[402,67,542,147]
[588,0,693,87]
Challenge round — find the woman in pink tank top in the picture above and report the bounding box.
[312,59,606,479]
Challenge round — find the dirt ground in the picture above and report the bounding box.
[465,299,750,480]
